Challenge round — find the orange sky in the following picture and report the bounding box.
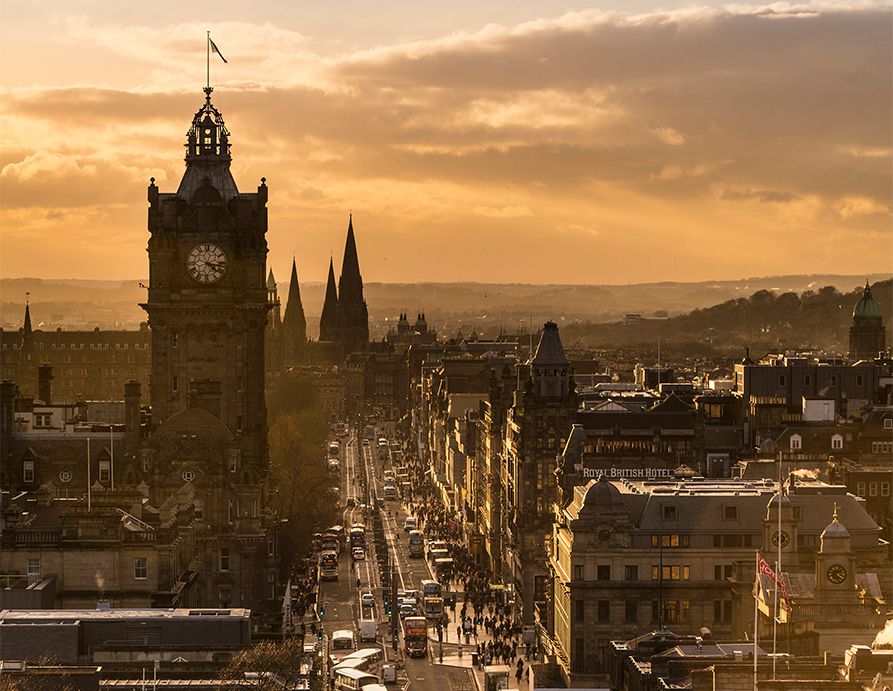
[0,1,891,285]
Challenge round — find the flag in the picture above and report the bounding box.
[209,37,228,64]
[756,553,792,614]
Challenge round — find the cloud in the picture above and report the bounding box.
[473,205,532,218]
[0,4,891,282]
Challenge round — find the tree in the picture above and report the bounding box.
[222,638,319,690]
[266,374,338,578]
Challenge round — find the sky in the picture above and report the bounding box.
[0,0,891,285]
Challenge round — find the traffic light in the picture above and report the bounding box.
[317,627,323,641]
[319,604,325,618]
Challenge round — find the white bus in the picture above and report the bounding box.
[333,667,379,691]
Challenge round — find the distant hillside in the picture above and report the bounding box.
[2,274,888,337]
[562,280,893,357]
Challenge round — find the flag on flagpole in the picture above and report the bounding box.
[210,37,228,63]
[756,552,792,614]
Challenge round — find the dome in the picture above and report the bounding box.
[853,282,883,319]
[582,475,625,513]
[821,504,850,540]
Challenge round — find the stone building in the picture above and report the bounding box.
[136,86,278,612]
[547,476,888,686]
[504,322,578,623]
[849,281,887,361]
[0,305,151,403]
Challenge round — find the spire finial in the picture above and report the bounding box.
[832,502,839,523]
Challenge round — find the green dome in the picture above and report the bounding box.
[853,282,882,319]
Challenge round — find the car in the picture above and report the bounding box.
[402,589,420,603]
[352,547,366,561]
[399,603,416,619]
[346,497,355,508]
[404,516,417,532]
[361,592,375,607]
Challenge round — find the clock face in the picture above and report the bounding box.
[826,564,847,585]
[772,530,791,549]
[187,243,227,283]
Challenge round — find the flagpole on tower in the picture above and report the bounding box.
[206,30,210,90]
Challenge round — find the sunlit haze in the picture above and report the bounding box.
[1,0,891,284]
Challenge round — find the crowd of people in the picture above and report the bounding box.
[398,439,536,683]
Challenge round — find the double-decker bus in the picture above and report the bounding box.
[403,616,428,657]
[350,526,366,549]
[421,579,442,598]
[320,550,339,580]
[423,595,443,619]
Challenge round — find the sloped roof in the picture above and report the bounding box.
[532,321,569,367]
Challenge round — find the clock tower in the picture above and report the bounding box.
[142,86,270,469]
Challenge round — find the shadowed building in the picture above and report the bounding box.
[849,281,887,361]
[138,86,278,611]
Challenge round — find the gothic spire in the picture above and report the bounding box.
[23,297,32,335]
[338,214,363,304]
[319,256,339,342]
[282,258,307,344]
[335,214,369,350]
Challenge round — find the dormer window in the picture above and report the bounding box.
[790,434,802,451]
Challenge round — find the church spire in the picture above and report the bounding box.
[319,256,339,342]
[335,214,369,351]
[282,258,307,346]
[23,296,32,336]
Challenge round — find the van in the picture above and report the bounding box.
[404,516,417,532]
[359,618,377,642]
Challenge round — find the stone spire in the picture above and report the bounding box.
[319,256,339,342]
[23,298,32,336]
[530,321,571,398]
[335,214,369,350]
[282,258,307,346]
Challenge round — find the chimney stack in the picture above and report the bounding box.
[37,364,53,405]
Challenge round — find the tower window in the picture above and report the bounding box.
[172,376,178,393]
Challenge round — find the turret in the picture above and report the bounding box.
[530,321,571,399]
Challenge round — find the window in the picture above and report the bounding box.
[779,375,786,386]
[227,499,234,524]
[857,481,866,496]
[624,565,638,581]
[713,600,732,624]
[804,375,811,387]
[597,600,610,623]
[830,375,838,386]
[267,534,275,557]
[869,482,878,497]
[237,416,243,432]
[597,565,611,581]
[134,558,148,580]
[575,599,585,622]
[23,460,35,483]
[172,376,178,393]
[573,564,584,581]
[194,499,204,521]
[172,330,179,348]
[831,435,843,450]
[882,482,890,497]
[790,435,802,451]
[856,375,863,386]
[219,547,231,572]
[884,418,893,430]
[99,460,110,483]
[624,600,637,624]
[34,413,52,428]
[663,505,677,521]
[219,588,231,609]
[724,506,738,520]
[26,559,40,577]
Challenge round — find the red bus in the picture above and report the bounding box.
[403,616,427,657]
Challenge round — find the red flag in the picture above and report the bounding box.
[758,553,792,613]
